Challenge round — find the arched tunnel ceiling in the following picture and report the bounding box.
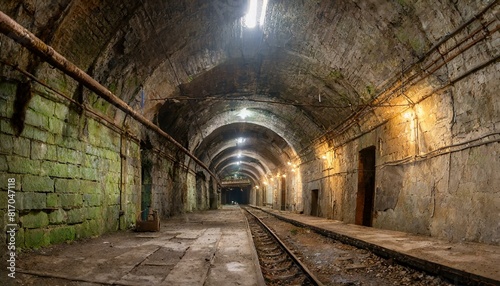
[196,122,293,180]
[219,163,261,184]
[211,150,272,176]
[1,0,491,182]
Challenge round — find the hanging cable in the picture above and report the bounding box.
[0,11,222,187]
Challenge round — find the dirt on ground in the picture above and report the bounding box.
[254,210,455,286]
[1,207,260,286]
[4,231,140,286]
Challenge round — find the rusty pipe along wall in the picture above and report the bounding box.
[0,11,221,186]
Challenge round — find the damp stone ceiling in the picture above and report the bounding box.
[0,0,490,183]
[194,122,295,179]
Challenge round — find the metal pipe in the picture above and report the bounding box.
[294,3,499,158]
[0,11,221,186]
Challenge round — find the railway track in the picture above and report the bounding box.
[243,206,468,286]
[243,207,324,286]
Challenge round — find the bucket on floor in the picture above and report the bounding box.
[135,209,160,232]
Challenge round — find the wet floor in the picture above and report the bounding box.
[2,206,263,286]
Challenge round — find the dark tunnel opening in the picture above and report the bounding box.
[221,186,251,205]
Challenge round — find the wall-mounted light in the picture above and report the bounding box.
[321,155,327,160]
[282,174,286,178]
[403,110,413,120]
[287,161,292,166]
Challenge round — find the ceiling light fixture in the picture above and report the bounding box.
[237,108,251,119]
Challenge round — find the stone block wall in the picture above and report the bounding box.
[140,148,212,219]
[194,171,211,211]
[150,152,175,219]
[0,53,210,249]
[0,78,144,249]
[297,75,499,244]
[292,5,499,245]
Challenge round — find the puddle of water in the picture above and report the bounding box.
[226,262,246,272]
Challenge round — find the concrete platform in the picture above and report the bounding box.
[252,206,500,285]
[8,206,265,286]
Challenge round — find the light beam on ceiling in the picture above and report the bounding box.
[243,0,268,28]
[243,0,258,28]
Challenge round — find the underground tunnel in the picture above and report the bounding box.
[0,0,499,285]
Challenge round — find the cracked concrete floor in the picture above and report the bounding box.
[3,206,262,286]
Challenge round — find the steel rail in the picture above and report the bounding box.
[243,207,325,286]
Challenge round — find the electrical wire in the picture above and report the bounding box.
[0,59,200,173]
[154,95,411,109]
[292,11,499,162]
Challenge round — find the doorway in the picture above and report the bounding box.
[311,189,319,216]
[280,177,286,211]
[140,155,152,221]
[355,146,376,226]
[209,177,218,209]
[195,172,206,210]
